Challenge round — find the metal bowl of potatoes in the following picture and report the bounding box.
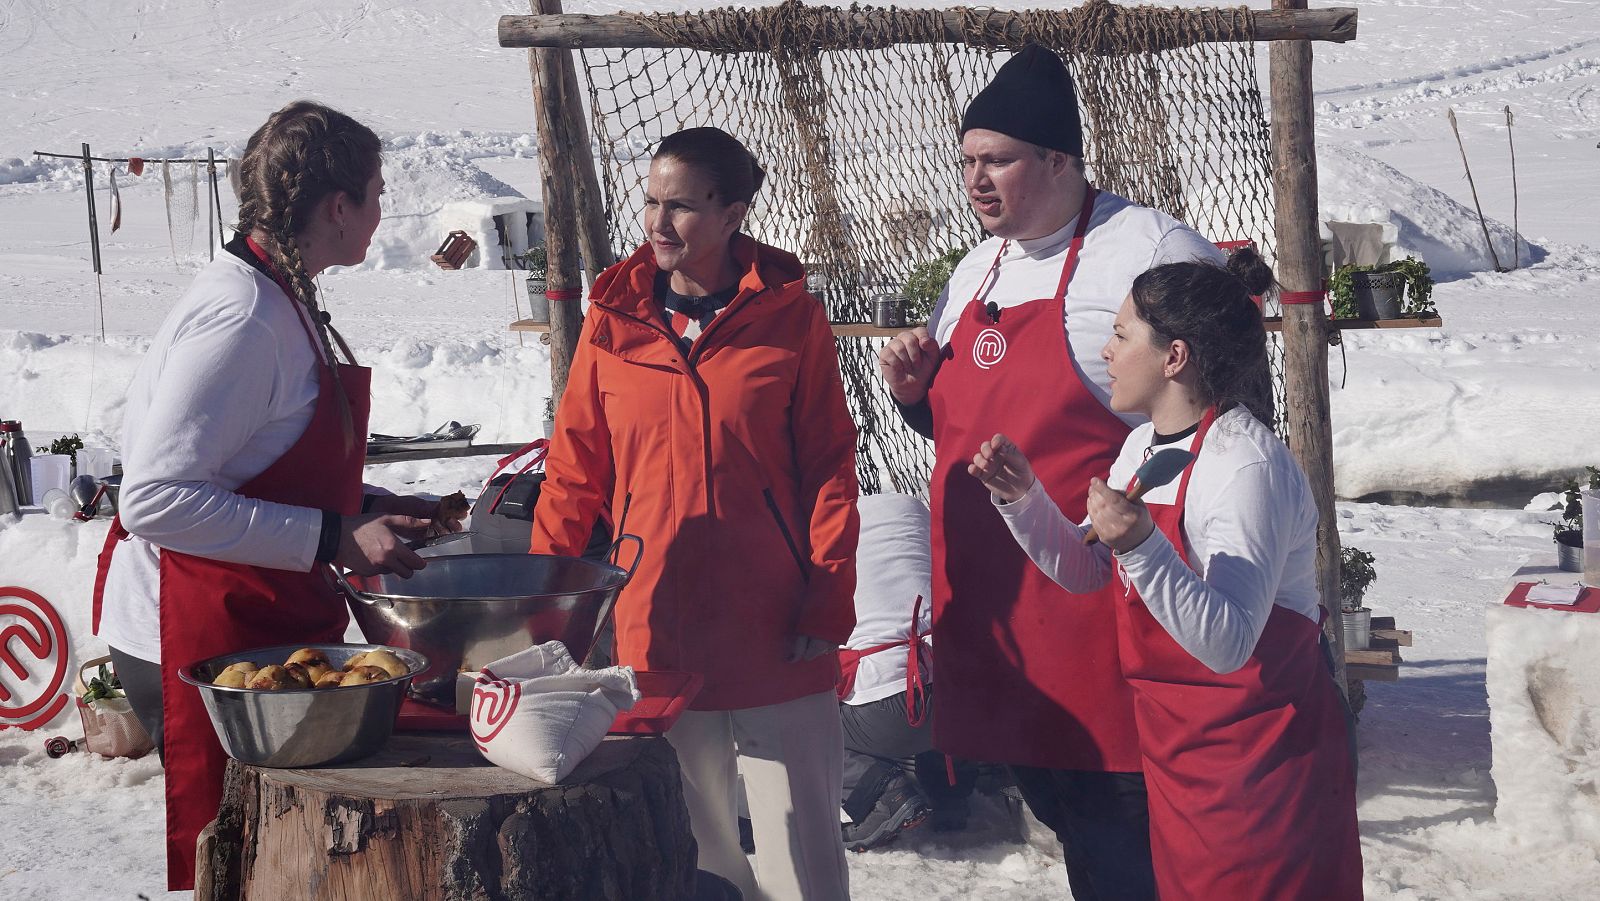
[177,643,428,768]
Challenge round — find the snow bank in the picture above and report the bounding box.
[1317,144,1545,279]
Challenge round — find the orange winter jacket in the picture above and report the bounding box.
[530,235,859,710]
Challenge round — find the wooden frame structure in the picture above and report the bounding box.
[498,1,1367,684]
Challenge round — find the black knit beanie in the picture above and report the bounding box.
[960,46,1083,157]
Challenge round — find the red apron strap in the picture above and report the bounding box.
[1051,187,1099,301]
[835,638,908,701]
[905,594,931,726]
[90,515,132,635]
[487,439,550,516]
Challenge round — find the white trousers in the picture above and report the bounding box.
[666,689,850,901]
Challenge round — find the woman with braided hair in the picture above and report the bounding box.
[970,249,1363,900]
[93,100,456,890]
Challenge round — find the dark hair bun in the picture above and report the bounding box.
[749,158,767,197]
[1226,246,1275,296]
[655,127,764,206]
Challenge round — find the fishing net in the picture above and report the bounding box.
[575,0,1284,496]
[163,160,200,267]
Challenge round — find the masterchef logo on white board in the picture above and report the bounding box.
[972,329,1007,369]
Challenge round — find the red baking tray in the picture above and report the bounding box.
[394,670,703,735]
[1503,581,1600,613]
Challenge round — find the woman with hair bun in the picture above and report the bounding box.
[93,100,454,890]
[970,248,1363,900]
[532,126,858,900]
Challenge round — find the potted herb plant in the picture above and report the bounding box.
[542,396,557,440]
[901,247,969,325]
[521,244,549,324]
[1340,546,1377,650]
[1329,256,1436,321]
[1548,466,1599,573]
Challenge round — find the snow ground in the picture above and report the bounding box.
[1,0,1598,898]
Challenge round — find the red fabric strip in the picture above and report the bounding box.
[545,288,582,301]
[1279,290,1326,306]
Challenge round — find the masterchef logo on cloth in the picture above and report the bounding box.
[470,671,521,751]
[972,328,1007,370]
[0,587,70,731]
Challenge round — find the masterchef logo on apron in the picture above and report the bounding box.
[972,328,1007,369]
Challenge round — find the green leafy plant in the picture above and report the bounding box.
[1329,256,1436,319]
[80,663,125,705]
[901,247,969,323]
[49,434,84,463]
[519,243,548,275]
[1339,546,1377,613]
[1547,466,1600,543]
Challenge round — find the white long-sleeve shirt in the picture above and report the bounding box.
[994,407,1322,675]
[842,492,934,706]
[100,251,331,662]
[928,189,1224,427]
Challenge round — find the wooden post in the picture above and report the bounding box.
[528,0,589,407]
[1270,0,1348,688]
[558,57,617,286]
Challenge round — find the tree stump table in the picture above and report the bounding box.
[196,733,697,900]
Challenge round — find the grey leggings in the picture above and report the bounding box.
[107,646,164,757]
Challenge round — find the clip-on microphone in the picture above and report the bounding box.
[985,301,1002,323]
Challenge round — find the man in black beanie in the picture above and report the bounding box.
[878,45,1222,901]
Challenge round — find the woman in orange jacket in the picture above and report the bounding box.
[531,127,859,901]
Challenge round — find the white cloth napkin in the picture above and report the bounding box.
[1527,583,1583,605]
[467,641,639,783]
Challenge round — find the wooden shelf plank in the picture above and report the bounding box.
[1370,629,1412,647]
[1345,663,1400,682]
[1263,316,1442,332]
[510,319,551,333]
[829,322,925,338]
[1345,647,1402,666]
[1370,616,1397,631]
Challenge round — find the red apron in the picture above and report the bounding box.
[927,188,1141,771]
[91,249,370,890]
[1118,409,1362,900]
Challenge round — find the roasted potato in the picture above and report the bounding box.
[247,665,298,691]
[212,669,250,689]
[286,648,331,668]
[314,671,346,690]
[343,652,370,672]
[282,663,315,689]
[360,649,409,679]
[339,665,390,687]
[219,661,260,680]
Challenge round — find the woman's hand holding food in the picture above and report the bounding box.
[968,433,1036,504]
[367,491,470,538]
[1085,477,1155,553]
[335,513,430,578]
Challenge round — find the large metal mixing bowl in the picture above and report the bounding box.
[177,643,427,768]
[333,536,642,705]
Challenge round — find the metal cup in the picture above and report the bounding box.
[872,295,907,329]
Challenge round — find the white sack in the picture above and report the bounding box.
[468,640,638,783]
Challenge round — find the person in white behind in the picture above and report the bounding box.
[970,248,1363,900]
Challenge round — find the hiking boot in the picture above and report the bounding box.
[842,775,929,852]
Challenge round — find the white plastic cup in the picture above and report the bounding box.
[41,488,75,519]
[1583,489,1600,587]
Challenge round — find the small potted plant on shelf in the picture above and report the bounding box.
[1548,466,1599,573]
[542,396,557,440]
[520,244,549,324]
[1340,546,1378,650]
[901,247,969,326]
[1329,256,1436,322]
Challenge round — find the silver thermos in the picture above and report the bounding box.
[1,420,33,508]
